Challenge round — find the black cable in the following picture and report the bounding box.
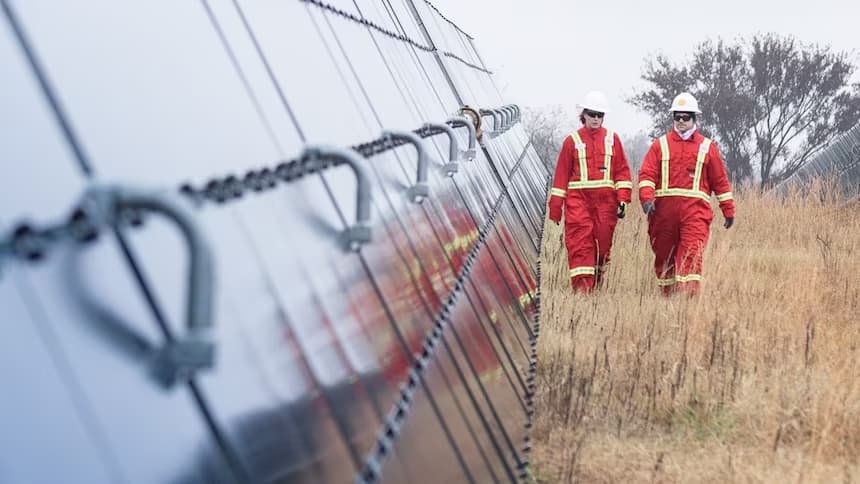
[423,0,474,40]
[199,0,286,157]
[1,1,92,175]
[229,0,306,142]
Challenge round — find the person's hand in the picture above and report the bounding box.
[549,205,562,224]
[642,200,656,216]
[617,202,627,219]
[724,217,734,229]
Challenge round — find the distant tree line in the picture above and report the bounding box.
[630,33,860,186]
[526,33,860,188]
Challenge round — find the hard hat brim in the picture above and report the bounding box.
[577,104,610,114]
[669,108,702,114]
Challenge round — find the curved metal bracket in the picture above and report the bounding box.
[503,106,516,125]
[383,130,430,203]
[511,104,521,122]
[496,108,509,131]
[501,105,516,125]
[479,108,500,135]
[447,116,477,160]
[82,185,215,388]
[424,122,460,176]
[300,145,373,252]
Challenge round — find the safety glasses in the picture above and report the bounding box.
[583,110,605,119]
[673,113,694,122]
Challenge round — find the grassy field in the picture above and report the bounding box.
[532,183,860,483]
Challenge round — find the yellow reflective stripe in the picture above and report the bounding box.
[639,180,656,189]
[675,274,703,283]
[615,181,633,190]
[654,189,711,202]
[659,135,670,191]
[603,130,614,181]
[568,180,615,189]
[569,266,596,277]
[716,191,733,202]
[550,187,566,198]
[571,132,588,181]
[693,138,711,192]
[653,136,713,201]
[656,274,703,285]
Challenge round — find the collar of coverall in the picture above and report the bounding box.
[580,125,606,138]
[672,125,698,141]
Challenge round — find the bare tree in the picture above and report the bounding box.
[630,33,860,186]
[750,35,860,185]
[623,131,652,174]
[522,105,577,171]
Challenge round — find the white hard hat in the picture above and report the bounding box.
[577,91,610,113]
[669,92,701,113]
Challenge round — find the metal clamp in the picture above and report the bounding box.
[424,122,460,176]
[301,145,373,251]
[82,185,216,388]
[447,116,477,160]
[383,130,430,203]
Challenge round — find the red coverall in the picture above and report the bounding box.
[548,127,632,292]
[638,129,735,295]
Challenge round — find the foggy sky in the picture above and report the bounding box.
[435,0,860,137]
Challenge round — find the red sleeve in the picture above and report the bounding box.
[637,139,661,205]
[611,133,632,204]
[707,141,735,218]
[548,135,572,222]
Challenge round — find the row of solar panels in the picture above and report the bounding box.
[775,123,860,198]
[0,0,548,482]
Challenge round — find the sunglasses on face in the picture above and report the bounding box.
[673,113,694,122]
[584,110,605,119]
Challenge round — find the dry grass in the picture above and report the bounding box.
[532,181,860,483]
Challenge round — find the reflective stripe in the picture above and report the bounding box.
[659,135,670,191]
[550,187,566,197]
[639,180,656,189]
[693,139,711,192]
[675,274,703,283]
[571,131,616,185]
[656,136,713,201]
[614,181,633,190]
[655,274,703,285]
[568,180,615,190]
[716,191,733,202]
[571,132,588,181]
[654,188,711,202]
[569,266,596,277]
[603,130,614,182]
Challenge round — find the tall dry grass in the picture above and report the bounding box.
[533,181,860,483]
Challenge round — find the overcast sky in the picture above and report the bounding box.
[434,0,860,137]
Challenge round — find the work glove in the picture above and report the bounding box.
[548,198,563,225]
[617,202,627,219]
[642,200,655,216]
[724,217,734,229]
[549,205,562,225]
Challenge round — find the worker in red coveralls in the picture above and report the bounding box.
[637,92,736,295]
[548,91,633,292]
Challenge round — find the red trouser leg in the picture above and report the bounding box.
[675,214,711,295]
[648,201,680,295]
[564,195,596,292]
[593,198,619,287]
